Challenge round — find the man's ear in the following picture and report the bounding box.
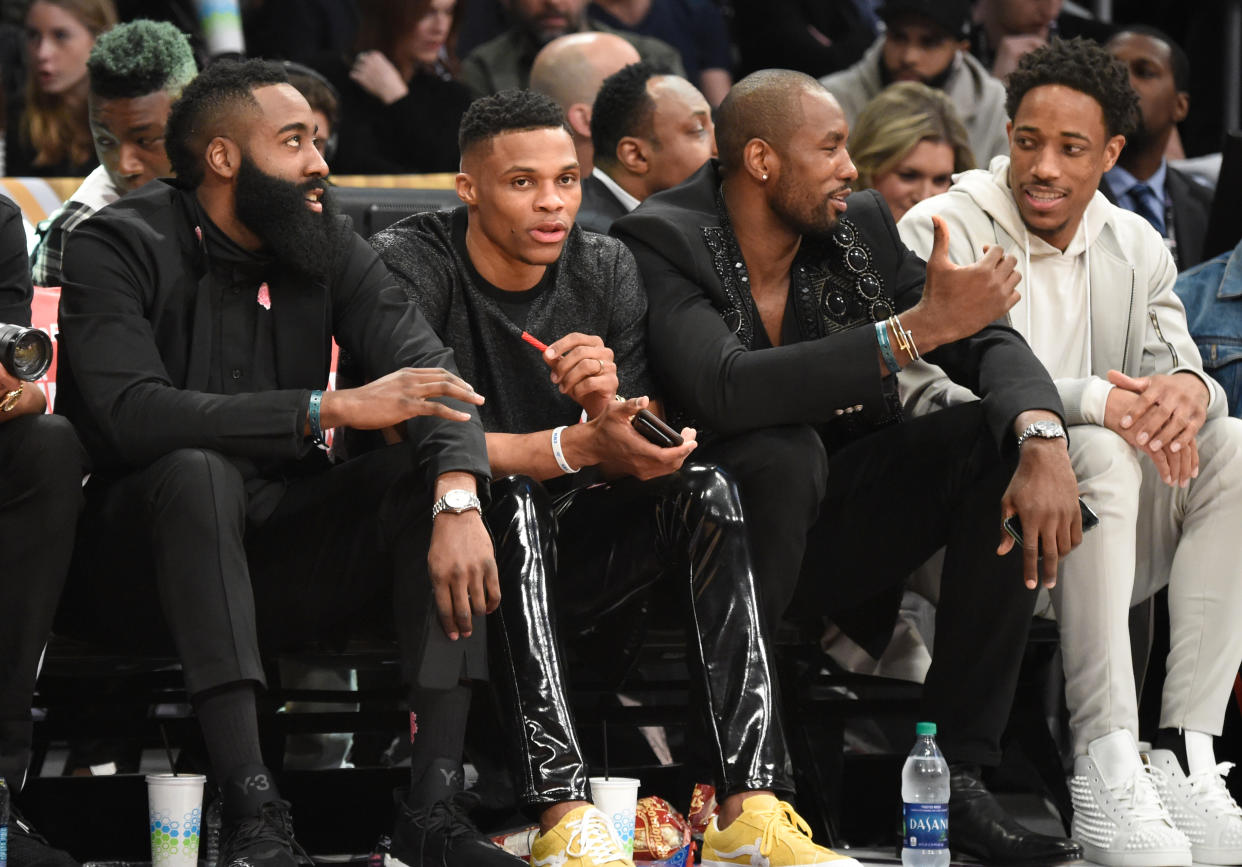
[616,136,650,176]
[1102,134,1126,172]
[205,136,241,180]
[1173,92,1189,125]
[566,103,592,139]
[456,171,477,205]
[742,137,777,183]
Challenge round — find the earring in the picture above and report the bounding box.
[761,173,769,181]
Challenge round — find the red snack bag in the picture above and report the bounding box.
[634,796,691,860]
[687,782,720,838]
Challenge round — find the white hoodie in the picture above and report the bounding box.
[895,155,1223,426]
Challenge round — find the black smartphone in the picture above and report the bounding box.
[632,408,684,448]
[1003,496,1100,549]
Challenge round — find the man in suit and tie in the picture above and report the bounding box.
[1103,26,1214,270]
[578,61,715,234]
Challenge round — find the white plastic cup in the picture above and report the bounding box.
[590,776,640,856]
[147,773,206,867]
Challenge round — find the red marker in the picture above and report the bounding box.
[520,331,549,353]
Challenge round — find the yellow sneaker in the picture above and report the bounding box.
[701,795,862,866]
[530,805,635,867]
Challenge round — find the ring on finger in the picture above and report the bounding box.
[595,358,605,376]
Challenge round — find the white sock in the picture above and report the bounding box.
[1185,730,1216,775]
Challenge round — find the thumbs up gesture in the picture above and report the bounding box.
[903,216,1023,355]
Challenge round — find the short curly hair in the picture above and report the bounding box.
[590,62,658,170]
[165,59,289,188]
[87,19,197,101]
[458,89,567,158]
[1006,37,1139,139]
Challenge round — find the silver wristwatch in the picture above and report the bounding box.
[430,489,482,520]
[1016,419,1067,449]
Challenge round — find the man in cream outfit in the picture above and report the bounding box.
[898,38,1242,867]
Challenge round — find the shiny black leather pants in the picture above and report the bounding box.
[485,465,793,817]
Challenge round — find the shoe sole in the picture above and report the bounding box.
[1077,840,1192,866]
[1192,845,1242,865]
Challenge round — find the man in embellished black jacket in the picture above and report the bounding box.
[613,70,1085,866]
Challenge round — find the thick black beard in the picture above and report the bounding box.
[234,156,341,279]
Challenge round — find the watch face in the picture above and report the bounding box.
[1032,421,1064,437]
[444,489,473,510]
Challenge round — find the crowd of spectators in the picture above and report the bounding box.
[1,2,1242,867]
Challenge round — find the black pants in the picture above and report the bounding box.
[0,414,85,788]
[485,460,793,817]
[698,402,1036,767]
[57,444,484,698]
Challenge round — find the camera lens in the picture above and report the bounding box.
[0,324,53,381]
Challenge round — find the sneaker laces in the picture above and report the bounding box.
[563,809,630,864]
[223,801,316,867]
[757,800,815,858]
[1187,763,1242,818]
[1117,767,1176,826]
[407,791,485,843]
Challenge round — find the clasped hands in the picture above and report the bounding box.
[1104,369,1209,488]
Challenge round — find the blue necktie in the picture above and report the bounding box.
[1129,182,1166,236]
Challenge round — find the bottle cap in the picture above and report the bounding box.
[916,721,937,736]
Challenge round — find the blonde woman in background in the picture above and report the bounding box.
[849,81,975,222]
[6,0,117,176]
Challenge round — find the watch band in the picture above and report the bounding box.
[1016,421,1067,449]
[430,491,482,521]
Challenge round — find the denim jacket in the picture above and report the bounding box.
[1175,239,1242,417]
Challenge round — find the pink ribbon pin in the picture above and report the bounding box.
[257,282,271,310]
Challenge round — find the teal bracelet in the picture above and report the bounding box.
[308,389,326,447]
[875,321,901,374]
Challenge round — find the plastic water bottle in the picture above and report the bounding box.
[902,721,950,866]
[0,776,9,867]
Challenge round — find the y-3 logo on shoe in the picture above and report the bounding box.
[439,768,460,787]
[242,774,271,792]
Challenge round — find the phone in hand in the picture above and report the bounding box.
[1003,496,1100,550]
[632,408,684,448]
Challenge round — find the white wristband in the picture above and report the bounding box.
[551,425,580,474]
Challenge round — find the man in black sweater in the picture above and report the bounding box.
[371,89,855,867]
[612,69,1086,865]
[55,60,511,867]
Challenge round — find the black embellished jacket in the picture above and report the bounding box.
[611,160,1065,451]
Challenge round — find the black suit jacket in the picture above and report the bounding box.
[577,173,631,235]
[1101,165,1215,270]
[611,161,1065,450]
[56,181,489,490]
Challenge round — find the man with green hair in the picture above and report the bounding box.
[31,18,196,287]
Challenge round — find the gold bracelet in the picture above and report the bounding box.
[1,383,23,412]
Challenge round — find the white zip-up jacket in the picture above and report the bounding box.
[894,155,1224,426]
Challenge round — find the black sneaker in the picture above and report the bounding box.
[386,791,523,867]
[8,808,79,867]
[219,800,315,867]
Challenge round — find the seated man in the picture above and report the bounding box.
[370,89,853,867]
[31,18,197,286]
[54,59,514,867]
[579,61,715,234]
[529,31,641,175]
[0,196,86,867]
[820,0,1009,164]
[898,38,1242,867]
[1176,236,1242,416]
[612,69,1086,866]
[460,0,683,97]
[1104,26,1213,270]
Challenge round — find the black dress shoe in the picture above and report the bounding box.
[949,764,1083,865]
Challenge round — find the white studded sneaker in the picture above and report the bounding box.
[1144,749,1242,865]
[1070,729,1191,866]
